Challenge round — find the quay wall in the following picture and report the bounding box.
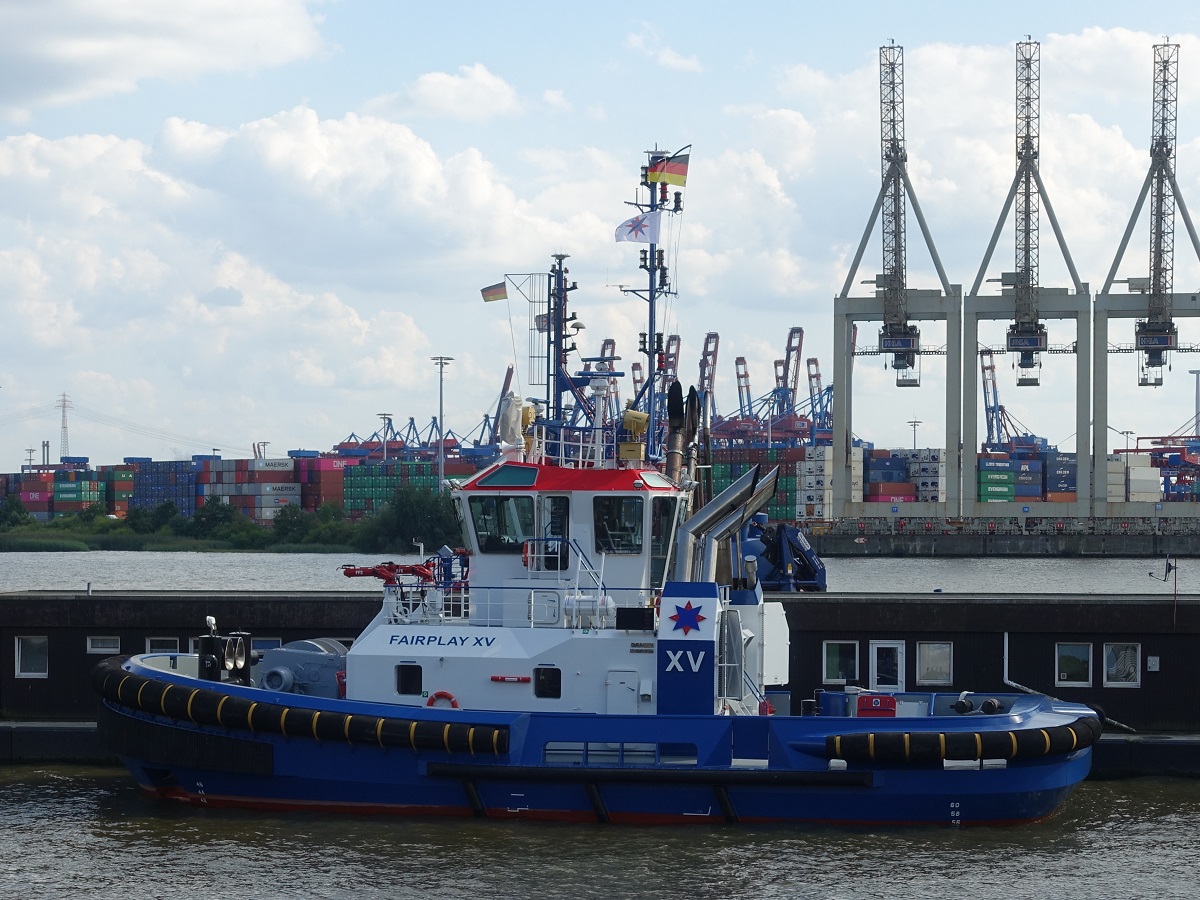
[809,533,1200,557]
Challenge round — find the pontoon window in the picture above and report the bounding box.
[822,640,858,684]
[87,636,120,655]
[469,495,535,553]
[16,636,48,678]
[1103,642,1141,688]
[916,641,953,685]
[593,495,644,554]
[1055,642,1092,688]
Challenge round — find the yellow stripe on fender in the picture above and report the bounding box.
[247,702,259,733]
[344,715,353,744]
[939,733,946,759]
[443,724,452,753]
[468,726,476,756]
[375,718,385,749]
[1040,729,1051,754]
[903,733,910,761]
[311,710,321,740]
[974,733,982,760]
[1008,732,1018,758]
[186,689,200,723]
[159,685,172,716]
[216,695,228,728]
[409,721,418,750]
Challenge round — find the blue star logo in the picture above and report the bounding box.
[624,215,650,238]
[669,600,706,636]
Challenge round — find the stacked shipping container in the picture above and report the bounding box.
[974,449,1078,503]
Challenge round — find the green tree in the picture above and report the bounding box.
[354,487,460,554]
[187,497,240,539]
[151,501,183,533]
[271,504,313,543]
[0,494,28,531]
[123,507,154,534]
[76,502,106,526]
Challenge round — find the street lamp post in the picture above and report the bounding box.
[377,413,391,462]
[431,356,453,490]
[907,418,922,450]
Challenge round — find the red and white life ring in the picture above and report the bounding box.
[427,690,459,709]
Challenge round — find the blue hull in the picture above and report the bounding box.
[98,667,1095,826]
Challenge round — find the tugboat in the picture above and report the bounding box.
[94,149,1101,825]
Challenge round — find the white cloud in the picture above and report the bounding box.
[364,64,521,122]
[0,0,324,118]
[543,89,571,111]
[626,28,702,74]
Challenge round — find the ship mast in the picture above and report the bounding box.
[620,145,688,459]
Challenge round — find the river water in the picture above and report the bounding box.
[1,552,1197,899]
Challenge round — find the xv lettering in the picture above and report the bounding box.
[665,649,706,673]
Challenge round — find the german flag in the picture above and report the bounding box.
[647,153,689,186]
[481,282,507,302]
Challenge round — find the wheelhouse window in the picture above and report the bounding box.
[822,640,858,684]
[916,641,953,685]
[469,495,534,553]
[534,666,562,699]
[87,636,120,655]
[593,495,644,554]
[396,664,423,695]
[1104,643,1141,688]
[1055,642,1092,687]
[650,496,681,589]
[16,636,48,678]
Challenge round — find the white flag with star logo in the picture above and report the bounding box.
[614,210,661,244]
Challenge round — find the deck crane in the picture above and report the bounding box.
[662,333,681,389]
[838,44,955,388]
[1101,42,1200,386]
[969,39,1086,388]
[770,327,804,419]
[877,44,920,383]
[980,348,1045,452]
[805,358,834,441]
[735,356,753,419]
[697,332,720,421]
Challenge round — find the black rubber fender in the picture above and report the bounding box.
[827,714,1102,764]
[91,656,509,757]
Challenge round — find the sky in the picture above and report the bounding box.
[3,1,1200,469]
